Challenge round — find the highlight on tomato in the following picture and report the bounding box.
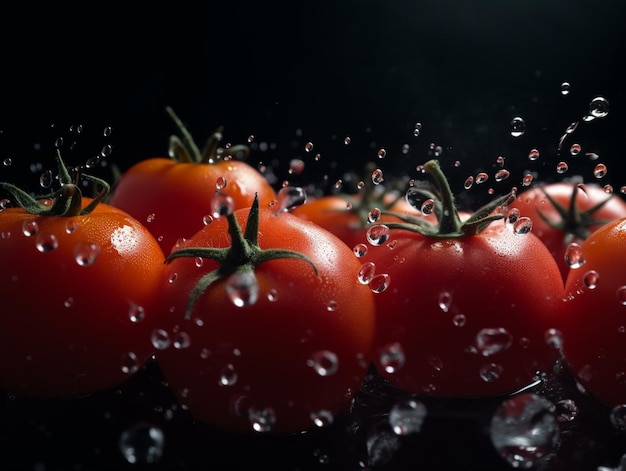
[108,106,277,254]
[560,216,626,407]
[0,151,166,398]
[153,191,377,434]
[509,179,626,280]
[358,159,565,398]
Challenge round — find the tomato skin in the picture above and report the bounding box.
[561,217,626,407]
[108,158,277,254]
[154,207,376,433]
[0,201,166,398]
[509,182,626,280]
[360,219,565,398]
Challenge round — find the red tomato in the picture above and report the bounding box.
[0,160,165,398]
[359,160,565,398]
[154,196,376,434]
[108,107,277,254]
[509,181,626,280]
[561,217,626,407]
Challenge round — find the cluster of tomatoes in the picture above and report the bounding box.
[1,107,626,442]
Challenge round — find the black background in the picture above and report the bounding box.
[2,1,626,470]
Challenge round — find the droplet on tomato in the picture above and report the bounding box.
[218,363,238,386]
[35,233,58,252]
[358,262,376,284]
[512,217,533,235]
[226,271,259,307]
[582,270,599,289]
[369,273,390,293]
[366,225,390,246]
[564,242,585,269]
[389,398,427,435]
[150,329,171,350]
[353,243,368,258]
[616,286,626,306]
[438,291,452,312]
[307,350,339,376]
[74,242,101,266]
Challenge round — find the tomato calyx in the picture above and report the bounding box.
[535,180,617,245]
[378,159,513,238]
[165,106,251,164]
[165,194,319,319]
[0,150,109,217]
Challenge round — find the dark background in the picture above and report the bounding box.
[2,2,626,470]
[1,1,625,199]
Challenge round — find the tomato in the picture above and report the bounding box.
[0,153,166,398]
[292,166,432,250]
[154,194,376,434]
[108,107,277,254]
[359,160,565,398]
[561,216,626,407]
[509,181,626,280]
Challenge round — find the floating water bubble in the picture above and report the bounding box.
[556,162,568,174]
[544,328,563,349]
[371,168,384,185]
[496,156,505,166]
[211,193,235,218]
[594,163,608,178]
[513,217,533,235]
[226,271,259,307]
[3,157,12,166]
[74,242,100,266]
[219,363,238,386]
[554,399,579,422]
[369,273,390,293]
[274,186,307,212]
[589,96,610,118]
[528,149,540,161]
[305,141,314,152]
[119,422,165,464]
[288,158,305,175]
[616,286,626,306]
[479,363,504,382]
[495,169,510,182]
[128,303,146,323]
[570,143,581,156]
[377,148,387,159]
[379,342,405,374]
[36,233,58,252]
[366,225,390,246]
[172,331,191,349]
[522,174,534,186]
[344,136,351,145]
[389,398,428,435]
[560,82,571,95]
[249,407,276,432]
[438,291,452,312]
[120,351,140,374]
[475,173,489,184]
[490,393,559,469]
[151,329,171,350]
[307,350,339,376]
[474,328,513,356]
[368,207,382,223]
[358,262,376,284]
[510,117,526,137]
[311,409,334,428]
[353,243,368,257]
[464,176,474,189]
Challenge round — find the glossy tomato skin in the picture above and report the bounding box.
[360,219,565,398]
[510,182,626,280]
[155,207,376,434]
[0,201,166,398]
[109,158,277,254]
[561,217,626,407]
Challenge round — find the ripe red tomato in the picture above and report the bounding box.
[509,181,626,280]
[359,160,565,398]
[108,107,277,254]
[561,216,626,407]
[0,158,166,398]
[154,196,376,434]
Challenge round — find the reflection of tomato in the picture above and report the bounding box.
[109,107,276,254]
[0,157,165,398]
[509,181,626,280]
[561,217,626,407]
[360,160,565,398]
[154,196,376,434]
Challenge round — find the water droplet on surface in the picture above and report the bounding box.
[151,329,171,350]
[173,331,191,349]
[358,262,376,284]
[366,225,390,246]
[564,242,585,268]
[353,243,368,257]
[36,233,58,252]
[307,350,339,376]
[582,270,599,289]
[479,363,504,382]
[226,271,259,307]
[119,422,165,464]
[438,291,452,312]
[274,186,307,213]
[589,96,610,118]
[510,117,526,137]
[389,398,428,435]
[219,363,238,386]
[616,286,626,306]
[421,199,435,215]
[474,328,513,356]
[22,220,38,237]
[74,242,100,266]
[513,217,533,235]
[544,328,563,349]
[369,273,390,293]
[490,393,558,469]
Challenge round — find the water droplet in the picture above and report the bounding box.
[371,168,384,185]
[311,410,334,428]
[121,351,140,374]
[274,186,307,213]
[474,328,513,356]
[438,291,452,312]
[377,148,387,159]
[589,96,610,118]
[267,288,278,302]
[288,158,305,175]
[211,193,235,218]
[569,143,581,156]
[74,242,100,266]
[510,117,526,137]
[226,271,259,307]
[366,225,390,246]
[475,172,489,184]
[65,220,79,234]
[326,300,338,312]
[610,404,626,431]
[555,399,579,422]
[564,242,585,268]
[452,313,466,327]
[495,169,510,182]
[22,220,38,237]
[389,398,427,435]
[616,286,626,306]
[507,208,520,224]
[119,422,165,464]
[421,199,435,215]
[556,161,568,174]
[522,173,534,187]
[528,149,540,161]
[582,270,599,289]
[128,303,146,323]
[490,393,559,469]
[379,342,405,374]
[368,207,382,223]
[249,407,276,432]
[307,350,339,376]
[39,169,53,188]
[215,176,227,191]
[464,176,474,189]
[151,329,171,350]
[219,363,238,386]
[304,141,314,152]
[36,233,59,252]
[560,82,571,95]
[479,363,504,382]
[544,328,563,349]
[496,156,505,166]
[513,217,533,235]
[173,331,191,349]
[64,297,74,308]
[3,157,13,167]
[343,136,351,145]
[369,273,390,293]
[593,163,608,179]
[353,243,368,257]
[358,262,376,284]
